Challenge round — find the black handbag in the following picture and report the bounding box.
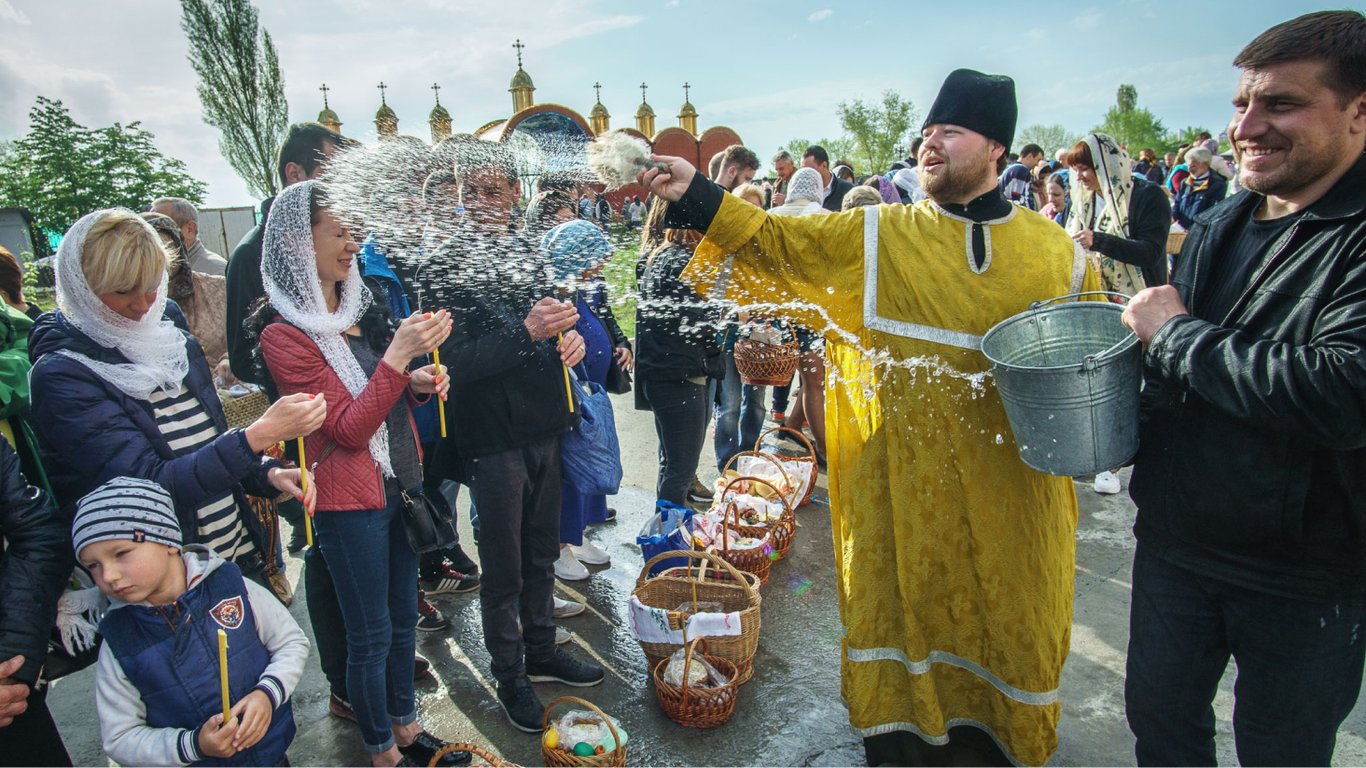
[399,487,458,555]
[604,356,632,395]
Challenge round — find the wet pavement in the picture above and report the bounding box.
[45,390,1366,766]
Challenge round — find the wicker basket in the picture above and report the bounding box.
[733,337,799,387]
[714,472,796,562]
[712,502,775,585]
[634,550,762,684]
[723,448,805,515]
[755,426,819,507]
[1166,230,1187,255]
[652,639,741,728]
[428,743,519,767]
[541,696,627,768]
[218,388,270,431]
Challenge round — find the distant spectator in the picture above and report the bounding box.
[731,183,766,208]
[715,145,760,192]
[1172,146,1230,230]
[151,197,227,276]
[770,150,796,206]
[864,175,902,205]
[1133,149,1166,185]
[832,163,856,185]
[803,145,853,211]
[0,247,40,320]
[141,212,230,370]
[841,186,884,210]
[999,143,1044,208]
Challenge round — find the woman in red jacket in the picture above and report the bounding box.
[253,180,461,768]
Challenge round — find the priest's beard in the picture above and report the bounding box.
[920,145,994,204]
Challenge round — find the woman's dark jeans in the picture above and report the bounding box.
[313,492,419,754]
[640,375,710,505]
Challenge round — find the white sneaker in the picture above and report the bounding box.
[1093,470,1122,495]
[553,596,586,619]
[555,626,571,645]
[571,541,611,566]
[554,546,590,581]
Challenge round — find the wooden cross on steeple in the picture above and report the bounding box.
[640,82,648,103]
[513,38,525,68]
[319,83,331,109]
[377,81,389,104]
[593,82,603,104]
[431,82,442,106]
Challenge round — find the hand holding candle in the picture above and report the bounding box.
[217,629,231,724]
[431,347,447,438]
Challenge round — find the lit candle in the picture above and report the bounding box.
[217,628,231,724]
[558,333,574,414]
[431,348,447,438]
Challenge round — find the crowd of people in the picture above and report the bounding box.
[0,8,1363,768]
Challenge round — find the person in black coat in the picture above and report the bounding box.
[0,437,70,766]
[1172,146,1230,229]
[802,144,854,212]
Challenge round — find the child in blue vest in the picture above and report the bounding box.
[75,477,309,766]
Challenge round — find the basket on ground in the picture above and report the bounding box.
[428,743,518,767]
[652,639,741,728]
[540,697,626,768]
[712,466,797,562]
[733,337,799,386]
[754,426,819,506]
[980,292,1141,476]
[633,550,762,684]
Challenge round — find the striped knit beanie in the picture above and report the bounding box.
[72,477,181,557]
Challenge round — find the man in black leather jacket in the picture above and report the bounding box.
[0,438,71,765]
[1120,11,1366,765]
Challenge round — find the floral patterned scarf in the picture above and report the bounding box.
[1067,133,1146,296]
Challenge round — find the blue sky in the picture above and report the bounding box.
[0,0,1350,206]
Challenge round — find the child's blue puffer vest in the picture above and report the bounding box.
[100,559,295,766]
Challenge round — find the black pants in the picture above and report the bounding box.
[1125,544,1366,766]
[640,375,710,505]
[772,381,791,414]
[468,437,561,683]
[0,685,70,766]
[863,727,1010,767]
[304,544,349,698]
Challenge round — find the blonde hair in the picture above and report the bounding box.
[81,210,170,295]
[841,186,884,210]
[731,183,765,208]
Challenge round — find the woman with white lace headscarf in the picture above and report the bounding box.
[252,180,462,768]
[28,209,323,575]
[1064,132,1173,297]
[769,166,828,217]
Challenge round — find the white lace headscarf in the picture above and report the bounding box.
[262,180,393,477]
[1067,132,1145,296]
[771,167,827,216]
[53,210,190,400]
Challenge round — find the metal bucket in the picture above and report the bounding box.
[980,292,1141,476]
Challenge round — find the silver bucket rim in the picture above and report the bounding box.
[981,291,1140,373]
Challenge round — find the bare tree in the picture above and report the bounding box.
[180,0,287,199]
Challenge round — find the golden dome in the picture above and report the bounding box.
[636,100,655,118]
[375,102,397,121]
[430,103,451,121]
[678,100,697,118]
[591,101,609,118]
[510,67,535,91]
[318,107,340,124]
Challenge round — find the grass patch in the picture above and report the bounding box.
[603,224,641,340]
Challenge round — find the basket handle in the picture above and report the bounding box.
[719,475,795,520]
[636,548,759,602]
[678,637,711,708]
[1028,290,1131,310]
[720,450,793,490]
[428,743,505,767]
[755,426,815,461]
[541,695,621,754]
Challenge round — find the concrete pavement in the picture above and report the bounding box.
[44,390,1366,766]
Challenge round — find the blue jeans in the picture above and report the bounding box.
[711,352,767,472]
[1125,544,1366,766]
[313,492,419,753]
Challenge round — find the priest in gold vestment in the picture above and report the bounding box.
[641,69,1100,766]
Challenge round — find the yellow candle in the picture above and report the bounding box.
[558,333,575,414]
[217,628,231,724]
[297,437,307,496]
[431,348,447,438]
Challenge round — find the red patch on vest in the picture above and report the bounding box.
[209,597,244,630]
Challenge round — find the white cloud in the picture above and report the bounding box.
[664,0,679,6]
[807,9,833,22]
[0,1,30,25]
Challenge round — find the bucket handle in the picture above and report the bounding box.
[1082,331,1139,370]
[1028,290,1132,310]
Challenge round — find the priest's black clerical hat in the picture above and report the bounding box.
[922,68,1018,150]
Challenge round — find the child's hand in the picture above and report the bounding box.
[230,690,273,751]
[197,713,239,758]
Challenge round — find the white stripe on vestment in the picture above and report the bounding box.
[845,644,1059,706]
[860,206,984,350]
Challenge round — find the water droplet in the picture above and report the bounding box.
[994,434,1004,445]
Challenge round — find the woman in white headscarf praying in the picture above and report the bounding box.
[252,180,464,768]
[28,208,325,578]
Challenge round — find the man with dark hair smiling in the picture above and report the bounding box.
[1121,10,1366,766]
[802,144,853,211]
[641,68,1099,766]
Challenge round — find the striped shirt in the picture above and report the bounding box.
[147,385,254,560]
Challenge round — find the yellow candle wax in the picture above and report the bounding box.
[217,628,231,723]
[558,333,574,414]
[432,348,447,438]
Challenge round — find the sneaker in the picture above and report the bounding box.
[329,692,357,722]
[687,477,712,503]
[771,410,785,423]
[601,507,618,523]
[526,647,604,687]
[571,541,610,566]
[553,595,586,618]
[496,676,545,733]
[554,546,590,581]
[414,654,433,682]
[556,626,571,645]
[1093,470,1122,495]
[420,565,481,595]
[397,730,472,767]
[445,546,479,576]
[417,592,450,632]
